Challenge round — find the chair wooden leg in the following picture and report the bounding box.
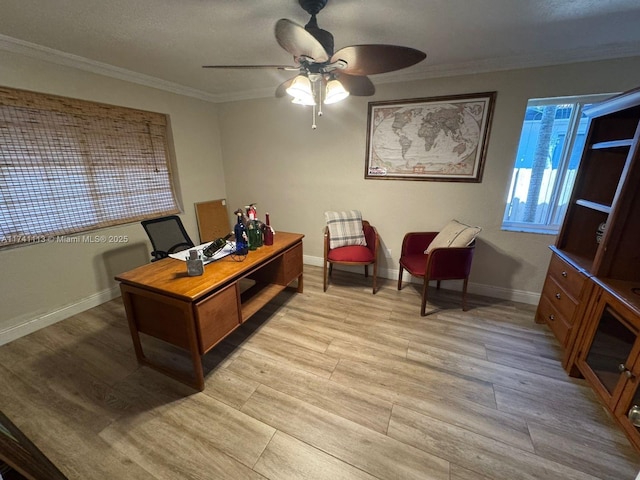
[462,277,469,311]
[364,265,369,278]
[323,261,328,292]
[436,280,441,290]
[420,278,429,316]
[397,265,404,290]
[372,261,378,294]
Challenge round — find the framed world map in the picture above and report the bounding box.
[364,92,496,182]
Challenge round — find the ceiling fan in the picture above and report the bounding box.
[203,0,426,128]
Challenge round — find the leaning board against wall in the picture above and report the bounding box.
[195,199,230,243]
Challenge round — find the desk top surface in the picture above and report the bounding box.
[115,231,304,301]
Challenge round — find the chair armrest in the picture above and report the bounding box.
[401,232,439,255]
[426,242,475,277]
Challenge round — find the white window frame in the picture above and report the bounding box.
[502,93,615,235]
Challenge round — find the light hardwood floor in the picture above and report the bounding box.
[1,265,640,479]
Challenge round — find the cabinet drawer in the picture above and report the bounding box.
[547,254,586,300]
[541,275,579,323]
[537,295,571,346]
[194,283,240,354]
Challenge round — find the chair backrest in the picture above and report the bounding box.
[141,215,195,261]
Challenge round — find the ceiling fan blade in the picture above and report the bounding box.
[275,19,329,63]
[335,73,375,96]
[275,77,295,98]
[331,45,426,76]
[202,65,296,70]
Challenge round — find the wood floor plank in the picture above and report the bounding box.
[494,385,637,457]
[331,355,498,408]
[1,265,638,479]
[226,328,340,379]
[406,342,600,411]
[253,431,378,480]
[99,408,268,480]
[242,385,451,480]
[226,349,393,434]
[388,404,603,480]
[527,420,640,480]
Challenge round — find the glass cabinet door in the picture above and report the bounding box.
[582,302,639,403]
[616,369,640,452]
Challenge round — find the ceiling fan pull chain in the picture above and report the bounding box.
[317,80,323,117]
[312,103,317,129]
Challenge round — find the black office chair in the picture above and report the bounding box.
[141,215,195,261]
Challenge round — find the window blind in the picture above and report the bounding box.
[0,86,179,247]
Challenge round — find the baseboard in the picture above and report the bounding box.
[0,285,121,346]
[303,254,540,305]
[1,257,540,346]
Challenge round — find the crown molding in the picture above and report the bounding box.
[375,42,640,86]
[0,34,223,103]
[2,33,640,104]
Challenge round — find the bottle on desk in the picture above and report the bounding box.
[246,203,263,249]
[234,211,249,255]
[263,212,274,246]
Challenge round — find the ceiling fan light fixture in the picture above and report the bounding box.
[291,95,316,106]
[324,78,349,105]
[286,75,315,105]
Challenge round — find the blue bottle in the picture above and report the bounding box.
[234,213,249,255]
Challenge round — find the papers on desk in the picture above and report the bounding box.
[169,241,235,264]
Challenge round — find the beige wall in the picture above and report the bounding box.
[2,48,640,344]
[0,50,226,342]
[218,57,640,302]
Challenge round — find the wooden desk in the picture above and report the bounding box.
[115,232,304,390]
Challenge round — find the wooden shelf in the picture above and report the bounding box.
[240,282,288,322]
[543,87,640,453]
[591,139,634,150]
[575,199,612,213]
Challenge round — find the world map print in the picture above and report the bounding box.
[366,96,493,180]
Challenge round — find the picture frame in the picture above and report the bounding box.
[364,91,496,182]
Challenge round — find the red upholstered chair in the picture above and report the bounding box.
[398,231,476,316]
[324,220,379,294]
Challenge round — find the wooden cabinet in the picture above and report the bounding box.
[536,253,589,347]
[536,87,640,452]
[575,284,640,452]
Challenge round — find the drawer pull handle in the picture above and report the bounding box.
[555,293,561,300]
[548,314,555,321]
[562,271,567,277]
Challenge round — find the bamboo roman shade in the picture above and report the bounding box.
[0,86,179,247]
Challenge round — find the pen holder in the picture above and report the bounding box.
[186,249,204,276]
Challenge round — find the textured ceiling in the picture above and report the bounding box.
[1,0,640,102]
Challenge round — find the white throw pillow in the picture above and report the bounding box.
[425,219,481,253]
[325,210,367,249]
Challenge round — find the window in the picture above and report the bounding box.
[0,86,179,248]
[502,93,614,234]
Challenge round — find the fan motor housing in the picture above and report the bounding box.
[299,0,328,16]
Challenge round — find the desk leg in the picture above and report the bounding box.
[121,290,147,364]
[297,273,304,293]
[119,288,205,391]
[185,316,205,391]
